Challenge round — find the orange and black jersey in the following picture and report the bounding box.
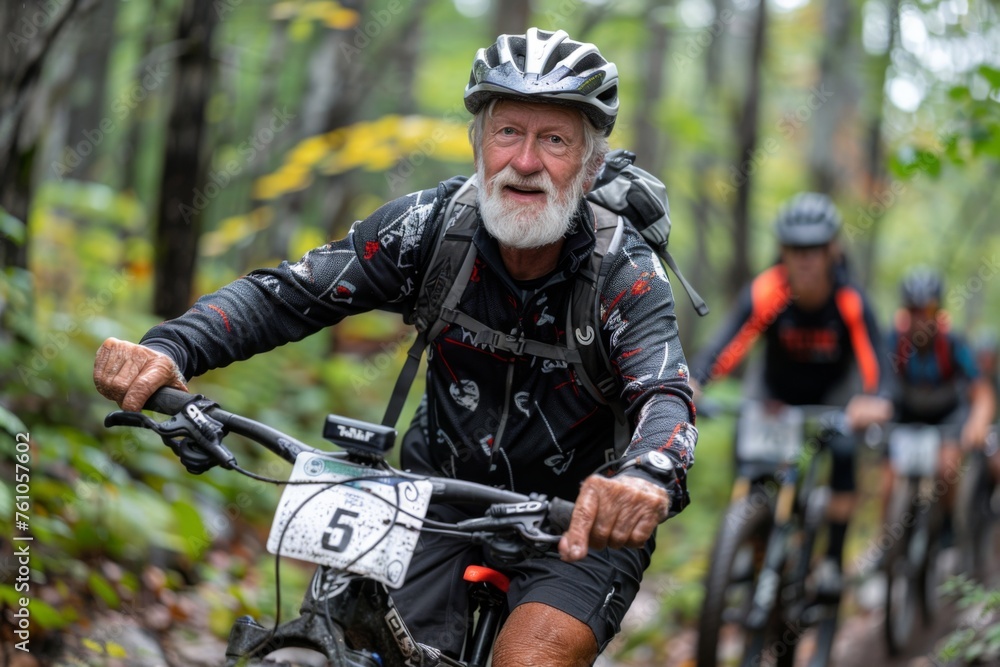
[691,264,887,405]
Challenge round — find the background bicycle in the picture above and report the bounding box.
[695,400,849,667]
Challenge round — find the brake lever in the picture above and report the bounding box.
[105,411,161,430]
[470,501,563,544]
[104,399,238,470]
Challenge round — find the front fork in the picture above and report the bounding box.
[225,566,451,667]
[732,476,798,632]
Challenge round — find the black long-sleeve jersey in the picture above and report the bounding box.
[141,180,698,514]
[691,264,888,404]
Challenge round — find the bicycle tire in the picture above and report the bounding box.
[883,479,919,656]
[919,497,945,625]
[799,487,839,667]
[696,492,780,667]
[956,455,997,581]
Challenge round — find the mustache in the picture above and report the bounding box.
[487,167,553,194]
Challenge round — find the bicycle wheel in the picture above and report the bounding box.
[883,480,919,656]
[919,496,945,625]
[697,492,787,667]
[799,488,840,667]
[956,454,998,582]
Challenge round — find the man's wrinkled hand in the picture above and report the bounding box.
[559,475,669,562]
[94,337,188,412]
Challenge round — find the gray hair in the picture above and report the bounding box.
[468,98,609,183]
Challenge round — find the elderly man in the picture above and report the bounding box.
[95,28,696,665]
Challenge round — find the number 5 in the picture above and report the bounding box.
[322,508,359,553]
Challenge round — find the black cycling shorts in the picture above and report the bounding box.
[389,504,654,657]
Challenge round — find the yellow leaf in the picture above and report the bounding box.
[82,638,105,654]
[105,642,128,658]
[290,227,329,260]
[289,16,314,41]
[324,7,359,29]
[200,207,274,257]
[253,165,314,200]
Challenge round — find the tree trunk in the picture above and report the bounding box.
[153,0,218,318]
[857,0,900,287]
[808,0,854,195]
[493,0,531,36]
[0,0,90,268]
[633,6,670,175]
[728,0,768,298]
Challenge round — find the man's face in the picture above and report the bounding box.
[476,100,590,249]
[780,244,833,297]
[906,304,940,344]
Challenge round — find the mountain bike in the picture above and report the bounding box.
[103,387,575,667]
[696,401,849,667]
[955,429,1000,583]
[872,421,951,656]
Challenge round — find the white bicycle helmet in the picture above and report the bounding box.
[774,192,843,246]
[464,28,619,136]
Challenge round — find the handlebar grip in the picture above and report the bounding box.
[547,497,575,534]
[144,387,198,415]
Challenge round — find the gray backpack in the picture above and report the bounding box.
[382,149,708,430]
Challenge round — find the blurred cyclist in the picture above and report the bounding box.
[882,267,997,538]
[690,192,892,597]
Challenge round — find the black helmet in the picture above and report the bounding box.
[900,267,943,309]
[774,192,842,246]
[464,28,619,136]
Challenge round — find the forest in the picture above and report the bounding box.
[1,0,999,665]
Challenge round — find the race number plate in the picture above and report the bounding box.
[736,402,805,463]
[889,426,941,478]
[267,453,433,589]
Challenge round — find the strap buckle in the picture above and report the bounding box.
[507,334,526,356]
[473,330,526,355]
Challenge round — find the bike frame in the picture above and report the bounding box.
[699,402,845,667]
[105,388,571,667]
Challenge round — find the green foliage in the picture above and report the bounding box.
[937,575,1000,665]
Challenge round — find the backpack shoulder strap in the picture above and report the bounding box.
[935,317,953,379]
[570,203,630,446]
[382,177,480,427]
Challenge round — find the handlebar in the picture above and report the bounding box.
[105,387,575,545]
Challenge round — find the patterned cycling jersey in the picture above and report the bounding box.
[691,264,887,404]
[140,179,698,515]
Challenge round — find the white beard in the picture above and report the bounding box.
[476,163,587,250]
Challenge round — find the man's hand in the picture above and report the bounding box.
[963,379,997,450]
[961,417,992,451]
[559,475,669,562]
[94,337,188,412]
[845,394,892,431]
